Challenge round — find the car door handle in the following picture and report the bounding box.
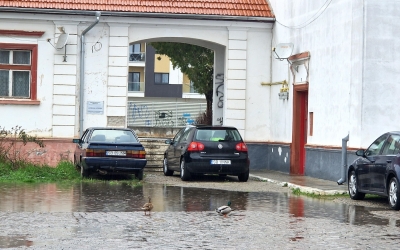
[387,160,392,163]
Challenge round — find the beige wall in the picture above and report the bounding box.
[129,66,145,82]
[182,74,191,93]
[154,54,170,72]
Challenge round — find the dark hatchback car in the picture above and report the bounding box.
[348,131,400,210]
[72,127,147,180]
[162,125,250,182]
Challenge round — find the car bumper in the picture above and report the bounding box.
[184,155,249,175]
[82,157,147,174]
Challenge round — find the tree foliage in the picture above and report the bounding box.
[150,42,214,124]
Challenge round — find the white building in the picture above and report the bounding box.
[1,0,397,181]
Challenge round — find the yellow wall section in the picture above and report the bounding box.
[129,66,145,82]
[182,74,190,93]
[154,54,170,73]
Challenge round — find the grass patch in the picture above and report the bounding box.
[291,187,349,199]
[0,161,142,187]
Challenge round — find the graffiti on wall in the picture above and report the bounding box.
[129,103,151,126]
[127,101,206,127]
[217,117,223,125]
[215,73,224,108]
[155,110,174,127]
[178,113,195,126]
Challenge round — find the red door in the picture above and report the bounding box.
[291,84,308,175]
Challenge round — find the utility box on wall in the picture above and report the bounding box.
[278,92,288,100]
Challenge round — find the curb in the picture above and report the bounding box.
[249,174,348,196]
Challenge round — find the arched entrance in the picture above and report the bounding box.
[126,33,227,127]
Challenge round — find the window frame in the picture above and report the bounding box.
[154,73,169,84]
[128,72,141,91]
[0,43,38,105]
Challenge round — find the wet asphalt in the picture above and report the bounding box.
[0,174,399,249]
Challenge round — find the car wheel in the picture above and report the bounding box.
[348,170,365,200]
[180,159,191,181]
[238,169,249,182]
[81,166,89,178]
[135,169,144,181]
[163,156,173,176]
[388,177,400,210]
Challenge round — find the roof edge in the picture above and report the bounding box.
[0,7,275,23]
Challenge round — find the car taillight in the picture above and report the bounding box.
[188,142,205,151]
[127,150,146,159]
[86,149,105,157]
[236,142,248,152]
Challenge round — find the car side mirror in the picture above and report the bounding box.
[165,139,172,145]
[72,138,81,143]
[355,149,365,157]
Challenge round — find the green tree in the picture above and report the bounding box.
[150,42,214,124]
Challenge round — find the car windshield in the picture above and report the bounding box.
[195,129,242,142]
[90,129,138,143]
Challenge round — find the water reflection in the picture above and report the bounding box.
[0,182,398,227]
[0,236,33,248]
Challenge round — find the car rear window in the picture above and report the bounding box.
[90,129,138,143]
[195,129,242,142]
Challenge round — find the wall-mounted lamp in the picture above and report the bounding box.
[260,80,289,100]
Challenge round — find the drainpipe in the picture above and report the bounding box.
[79,11,101,137]
[337,134,349,185]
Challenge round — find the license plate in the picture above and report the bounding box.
[210,160,231,165]
[106,151,126,156]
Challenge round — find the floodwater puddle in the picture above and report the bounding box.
[0,236,33,248]
[0,182,397,227]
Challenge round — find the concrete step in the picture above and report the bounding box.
[140,138,168,172]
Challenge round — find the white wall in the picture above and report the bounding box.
[360,0,400,146]
[1,13,273,140]
[269,0,365,147]
[0,18,55,137]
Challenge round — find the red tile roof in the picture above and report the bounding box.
[0,0,274,18]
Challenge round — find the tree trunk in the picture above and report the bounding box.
[205,90,213,125]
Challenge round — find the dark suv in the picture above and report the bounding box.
[162,125,250,182]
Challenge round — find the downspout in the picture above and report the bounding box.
[79,11,101,137]
[337,134,349,185]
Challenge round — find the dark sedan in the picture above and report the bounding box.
[72,127,147,180]
[348,131,400,210]
[162,125,250,182]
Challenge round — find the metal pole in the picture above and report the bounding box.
[337,134,349,185]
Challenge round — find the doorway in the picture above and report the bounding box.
[290,83,308,175]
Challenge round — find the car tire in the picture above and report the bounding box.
[388,177,400,210]
[81,166,89,178]
[238,169,249,182]
[135,169,144,181]
[348,170,365,200]
[163,156,173,176]
[180,159,191,181]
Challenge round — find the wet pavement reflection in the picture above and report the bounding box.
[0,182,398,228]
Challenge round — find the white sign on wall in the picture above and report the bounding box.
[87,101,104,115]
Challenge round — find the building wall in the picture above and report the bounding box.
[154,54,170,73]
[1,17,56,137]
[144,45,183,98]
[361,0,400,145]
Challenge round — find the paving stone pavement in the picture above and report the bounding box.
[0,211,398,249]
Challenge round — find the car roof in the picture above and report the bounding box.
[86,127,132,131]
[190,125,238,130]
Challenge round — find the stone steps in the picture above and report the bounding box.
[140,138,169,172]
